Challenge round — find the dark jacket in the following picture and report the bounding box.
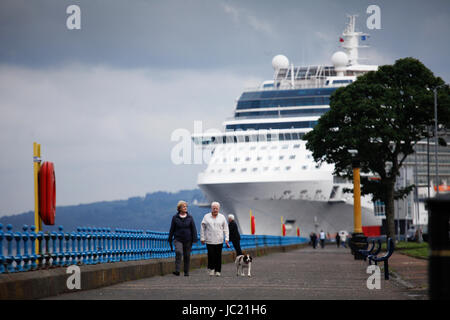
[168,213,198,244]
[228,220,240,243]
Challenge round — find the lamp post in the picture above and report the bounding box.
[433,84,446,195]
[348,149,368,259]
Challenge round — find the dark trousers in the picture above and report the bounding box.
[174,240,192,273]
[231,240,242,256]
[206,244,223,272]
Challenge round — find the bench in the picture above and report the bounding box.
[368,238,395,280]
[358,239,382,261]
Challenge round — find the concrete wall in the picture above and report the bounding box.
[0,243,306,300]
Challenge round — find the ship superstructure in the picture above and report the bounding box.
[192,16,383,236]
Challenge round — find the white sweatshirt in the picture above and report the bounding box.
[200,213,229,245]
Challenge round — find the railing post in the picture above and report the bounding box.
[81,227,87,264]
[36,231,44,268]
[92,228,98,264]
[126,230,131,261]
[50,231,58,267]
[97,228,103,264]
[13,228,23,272]
[70,231,77,265]
[0,224,4,274]
[87,227,93,265]
[64,229,71,266]
[114,231,120,262]
[105,228,111,262]
[22,225,31,271]
[43,232,51,267]
[130,231,134,261]
[146,231,151,259]
[5,224,15,273]
[57,226,65,266]
[119,229,125,262]
[29,225,37,270]
[76,228,82,265]
[101,228,108,263]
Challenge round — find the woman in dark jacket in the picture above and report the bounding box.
[168,201,198,276]
[227,214,242,256]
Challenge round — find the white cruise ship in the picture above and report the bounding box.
[193,16,383,236]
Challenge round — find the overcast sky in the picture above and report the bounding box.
[0,0,449,217]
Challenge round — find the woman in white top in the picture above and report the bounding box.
[200,202,230,276]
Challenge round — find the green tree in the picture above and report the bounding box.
[304,57,450,239]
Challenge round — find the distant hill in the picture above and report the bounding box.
[0,189,210,233]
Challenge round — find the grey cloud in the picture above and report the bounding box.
[0,0,449,216]
[0,64,254,216]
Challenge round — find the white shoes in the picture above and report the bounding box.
[207,269,221,276]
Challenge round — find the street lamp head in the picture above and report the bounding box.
[348,149,358,156]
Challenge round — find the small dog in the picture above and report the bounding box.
[235,254,252,277]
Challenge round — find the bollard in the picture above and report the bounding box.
[426,194,450,300]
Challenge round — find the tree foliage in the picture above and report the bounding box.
[304,57,450,238]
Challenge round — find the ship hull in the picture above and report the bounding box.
[199,181,382,236]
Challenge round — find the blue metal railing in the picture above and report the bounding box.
[0,223,307,274]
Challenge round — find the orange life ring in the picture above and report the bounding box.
[39,161,56,225]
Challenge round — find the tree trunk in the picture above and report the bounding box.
[384,182,396,240]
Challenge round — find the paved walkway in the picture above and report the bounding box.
[44,245,428,300]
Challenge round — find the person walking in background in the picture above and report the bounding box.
[201,202,230,276]
[310,232,317,249]
[168,200,198,276]
[340,231,348,248]
[227,214,242,256]
[335,232,341,248]
[319,230,326,249]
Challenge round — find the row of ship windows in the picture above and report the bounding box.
[218,143,302,152]
[236,97,330,109]
[198,133,306,145]
[209,164,318,173]
[235,109,328,118]
[225,121,318,131]
[213,154,312,163]
[240,88,337,100]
